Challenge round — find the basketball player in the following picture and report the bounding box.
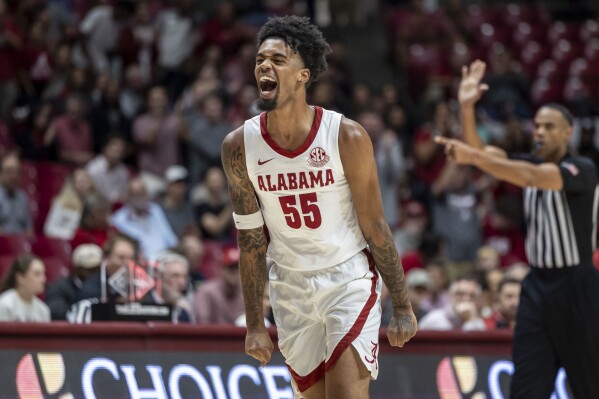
[221,16,417,399]
[437,61,599,398]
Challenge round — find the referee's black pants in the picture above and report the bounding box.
[511,264,599,398]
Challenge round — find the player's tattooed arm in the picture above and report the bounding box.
[339,118,411,310]
[340,118,417,346]
[366,221,411,311]
[221,128,268,330]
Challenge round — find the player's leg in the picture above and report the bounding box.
[269,264,327,397]
[510,272,559,399]
[296,379,325,399]
[325,346,371,398]
[321,251,381,397]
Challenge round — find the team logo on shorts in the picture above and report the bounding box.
[308,147,330,167]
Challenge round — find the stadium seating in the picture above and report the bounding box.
[0,235,32,256]
[40,257,71,283]
[32,236,72,266]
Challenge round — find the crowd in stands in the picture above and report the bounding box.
[0,0,597,329]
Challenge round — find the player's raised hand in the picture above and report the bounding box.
[387,308,417,347]
[245,328,274,367]
[458,60,489,107]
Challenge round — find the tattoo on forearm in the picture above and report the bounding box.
[222,136,267,328]
[367,220,410,311]
[238,228,267,328]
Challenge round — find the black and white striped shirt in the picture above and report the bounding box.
[520,154,598,268]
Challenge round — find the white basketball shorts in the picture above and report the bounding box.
[269,249,382,392]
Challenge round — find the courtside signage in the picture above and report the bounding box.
[1,351,571,398]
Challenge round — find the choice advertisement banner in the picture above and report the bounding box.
[2,350,571,399]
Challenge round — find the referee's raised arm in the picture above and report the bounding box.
[458,60,507,159]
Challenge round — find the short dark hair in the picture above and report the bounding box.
[498,277,521,294]
[257,16,331,87]
[103,232,139,259]
[541,103,574,126]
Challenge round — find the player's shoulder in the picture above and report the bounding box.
[222,125,245,152]
[338,116,371,144]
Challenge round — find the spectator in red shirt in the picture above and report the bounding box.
[485,277,521,330]
[193,245,244,325]
[133,86,183,190]
[44,94,93,166]
[71,193,114,249]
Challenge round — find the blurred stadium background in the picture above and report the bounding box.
[0,0,596,398]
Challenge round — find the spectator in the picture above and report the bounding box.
[21,21,53,100]
[419,263,449,316]
[44,94,93,166]
[432,164,482,276]
[193,166,233,242]
[485,277,521,330]
[0,152,32,234]
[119,65,146,124]
[186,92,232,186]
[0,254,50,322]
[394,200,428,257]
[405,268,431,321]
[77,232,138,302]
[86,135,129,204]
[74,0,135,73]
[479,267,505,319]
[159,165,196,238]
[87,80,129,151]
[117,1,156,80]
[475,246,500,272]
[482,195,527,267]
[71,194,113,248]
[133,86,183,193]
[193,245,244,324]
[178,234,205,287]
[156,251,193,323]
[227,83,259,127]
[111,177,178,260]
[44,168,95,240]
[15,102,52,161]
[358,111,404,228]
[41,43,71,101]
[46,243,102,320]
[155,0,198,101]
[419,277,486,331]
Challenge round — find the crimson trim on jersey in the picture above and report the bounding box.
[260,106,323,158]
[287,248,378,392]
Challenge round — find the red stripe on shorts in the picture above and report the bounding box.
[287,249,379,393]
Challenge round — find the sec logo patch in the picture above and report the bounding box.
[308,147,330,167]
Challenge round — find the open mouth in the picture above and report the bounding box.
[259,76,278,97]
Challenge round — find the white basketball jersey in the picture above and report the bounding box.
[244,106,367,271]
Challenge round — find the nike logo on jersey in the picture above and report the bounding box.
[258,158,275,165]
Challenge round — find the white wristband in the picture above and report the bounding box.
[232,210,265,230]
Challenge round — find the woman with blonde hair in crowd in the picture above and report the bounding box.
[44,168,97,240]
[0,254,50,322]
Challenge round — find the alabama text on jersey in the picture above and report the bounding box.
[244,106,367,271]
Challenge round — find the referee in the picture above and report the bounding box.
[436,61,599,398]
